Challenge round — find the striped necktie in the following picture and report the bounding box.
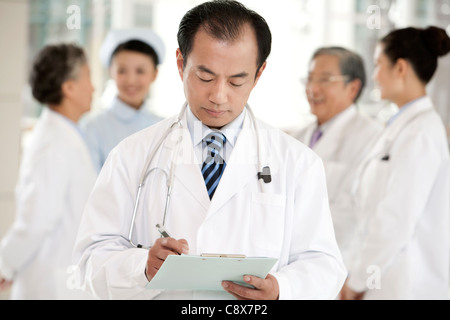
[202,131,226,200]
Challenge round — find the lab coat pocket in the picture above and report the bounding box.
[251,192,286,256]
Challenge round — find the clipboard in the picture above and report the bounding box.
[146,254,278,291]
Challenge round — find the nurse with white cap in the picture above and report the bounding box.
[81,29,166,172]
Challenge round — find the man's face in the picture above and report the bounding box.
[305,55,357,125]
[177,24,266,129]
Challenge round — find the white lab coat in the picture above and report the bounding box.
[347,97,450,300]
[294,106,382,265]
[0,108,97,300]
[74,106,347,300]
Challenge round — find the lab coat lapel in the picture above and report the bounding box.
[314,107,356,158]
[207,114,259,216]
[46,109,95,170]
[302,123,316,147]
[364,97,434,161]
[314,128,338,158]
[385,97,433,142]
[169,116,211,211]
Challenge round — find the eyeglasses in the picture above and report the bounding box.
[300,75,351,87]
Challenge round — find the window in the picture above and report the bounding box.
[26,0,450,140]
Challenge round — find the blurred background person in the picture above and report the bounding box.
[0,44,97,299]
[294,47,382,268]
[81,29,165,172]
[342,26,450,300]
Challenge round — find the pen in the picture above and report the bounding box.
[156,224,189,256]
[156,224,171,238]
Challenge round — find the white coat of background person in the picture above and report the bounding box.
[73,0,346,300]
[81,29,165,172]
[0,44,97,299]
[294,47,382,266]
[341,26,450,300]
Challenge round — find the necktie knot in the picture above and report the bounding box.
[205,131,226,149]
[204,131,226,161]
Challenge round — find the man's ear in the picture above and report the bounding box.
[347,78,362,102]
[253,61,267,88]
[176,48,184,81]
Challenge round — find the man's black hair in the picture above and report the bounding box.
[177,0,272,75]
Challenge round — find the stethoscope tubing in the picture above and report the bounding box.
[127,102,268,249]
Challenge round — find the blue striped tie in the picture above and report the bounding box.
[202,132,226,200]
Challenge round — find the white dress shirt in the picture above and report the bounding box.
[186,106,246,167]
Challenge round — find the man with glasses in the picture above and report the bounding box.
[294,47,382,276]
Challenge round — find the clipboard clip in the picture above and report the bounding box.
[201,253,247,259]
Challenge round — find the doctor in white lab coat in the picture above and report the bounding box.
[0,44,97,299]
[342,27,450,300]
[294,47,382,266]
[74,1,346,300]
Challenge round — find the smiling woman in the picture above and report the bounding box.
[80,29,166,172]
[109,40,159,109]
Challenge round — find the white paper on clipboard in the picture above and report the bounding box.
[146,254,278,291]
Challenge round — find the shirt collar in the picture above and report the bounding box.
[387,96,427,127]
[186,106,246,148]
[109,96,146,121]
[47,108,86,139]
[317,104,355,132]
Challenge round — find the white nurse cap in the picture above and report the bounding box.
[100,28,166,67]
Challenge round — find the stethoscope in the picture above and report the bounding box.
[127,102,272,249]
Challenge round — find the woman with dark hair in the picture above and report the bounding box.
[81,29,166,172]
[342,27,450,300]
[0,44,97,299]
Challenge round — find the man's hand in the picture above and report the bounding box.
[222,274,279,300]
[145,238,189,281]
[0,277,12,291]
[339,281,365,300]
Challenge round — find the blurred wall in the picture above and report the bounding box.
[0,0,28,237]
[0,0,28,300]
